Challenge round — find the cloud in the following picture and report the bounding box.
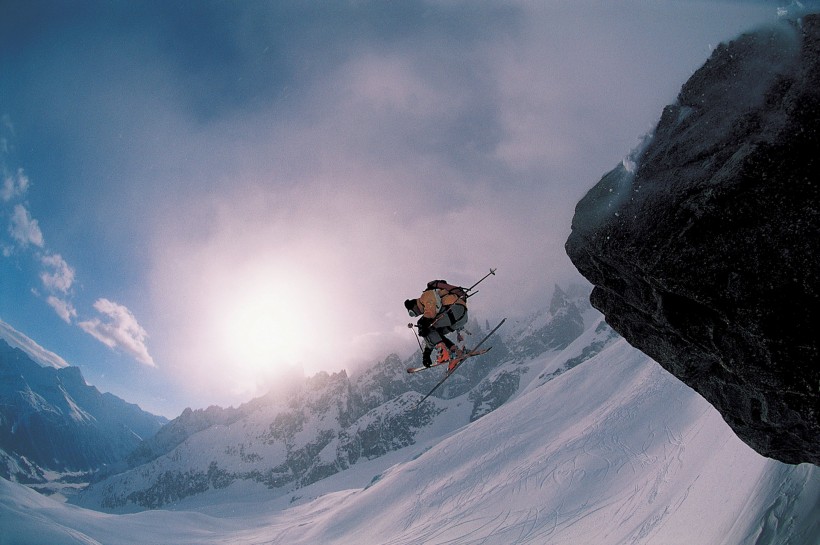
[2,1,784,410]
[78,298,156,367]
[8,204,44,247]
[40,253,75,293]
[1,168,29,201]
[46,295,77,323]
[1,119,155,367]
[0,318,70,369]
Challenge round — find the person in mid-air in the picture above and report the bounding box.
[405,280,469,367]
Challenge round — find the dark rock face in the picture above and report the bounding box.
[566,17,820,465]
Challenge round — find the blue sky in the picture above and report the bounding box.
[0,1,795,417]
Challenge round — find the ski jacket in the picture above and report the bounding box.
[417,286,467,319]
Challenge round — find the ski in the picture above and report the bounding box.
[415,318,506,408]
[406,348,489,374]
[414,346,493,406]
[407,359,448,374]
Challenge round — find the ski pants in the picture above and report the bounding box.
[422,304,468,348]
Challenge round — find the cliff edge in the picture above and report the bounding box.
[566,16,819,465]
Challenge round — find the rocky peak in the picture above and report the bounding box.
[549,284,569,315]
[57,366,86,388]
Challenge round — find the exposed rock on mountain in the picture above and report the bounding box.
[126,404,242,468]
[566,17,820,465]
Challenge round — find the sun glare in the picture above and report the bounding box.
[225,293,300,369]
[212,264,323,380]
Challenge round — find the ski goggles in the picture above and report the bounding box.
[405,299,419,317]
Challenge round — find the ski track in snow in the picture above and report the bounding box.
[2,334,819,544]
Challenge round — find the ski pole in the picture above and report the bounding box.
[466,268,496,294]
[408,322,424,352]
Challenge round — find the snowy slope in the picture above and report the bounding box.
[259,327,819,545]
[2,318,818,544]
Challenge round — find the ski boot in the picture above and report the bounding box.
[422,347,433,368]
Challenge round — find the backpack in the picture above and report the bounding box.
[426,280,468,300]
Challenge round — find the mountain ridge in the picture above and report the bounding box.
[0,339,167,491]
[73,285,593,511]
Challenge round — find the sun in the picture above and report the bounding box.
[224,290,302,370]
[211,264,323,379]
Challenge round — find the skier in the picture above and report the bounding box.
[405,280,469,367]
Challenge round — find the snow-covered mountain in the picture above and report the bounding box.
[0,339,167,492]
[1,285,818,544]
[73,286,594,511]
